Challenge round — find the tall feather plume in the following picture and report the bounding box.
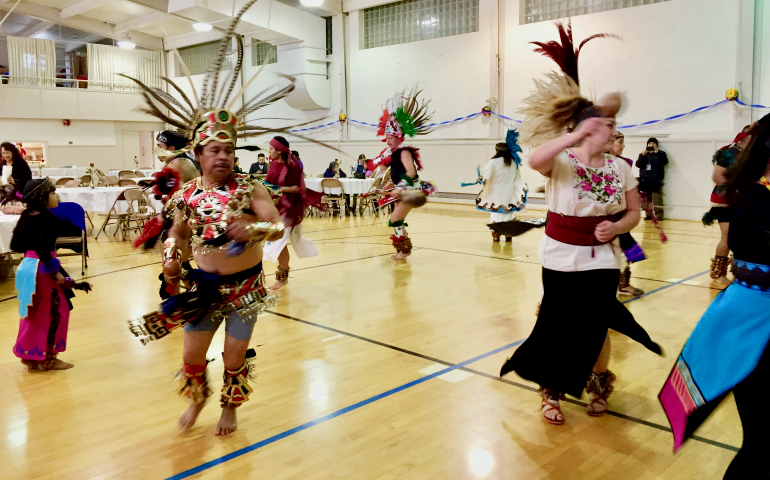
[161,27,203,122]
[530,20,618,86]
[221,34,245,107]
[118,73,193,126]
[519,20,618,147]
[201,0,258,108]
[138,93,191,133]
[160,76,195,113]
[236,75,295,119]
[402,87,433,136]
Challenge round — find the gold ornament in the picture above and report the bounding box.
[726,88,739,101]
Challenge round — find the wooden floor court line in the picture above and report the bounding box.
[164,338,528,480]
[267,305,738,453]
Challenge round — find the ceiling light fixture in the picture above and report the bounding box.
[192,23,213,32]
[300,0,324,6]
[117,37,136,49]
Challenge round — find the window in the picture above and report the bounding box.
[325,16,333,56]
[178,40,232,76]
[252,40,277,66]
[364,0,479,50]
[523,0,671,24]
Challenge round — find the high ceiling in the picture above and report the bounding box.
[0,0,340,50]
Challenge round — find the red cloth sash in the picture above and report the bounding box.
[545,211,622,247]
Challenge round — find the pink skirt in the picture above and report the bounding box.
[13,253,70,361]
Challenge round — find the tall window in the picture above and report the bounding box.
[325,16,333,56]
[252,40,277,66]
[523,0,671,24]
[178,40,232,76]
[364,0,479,50]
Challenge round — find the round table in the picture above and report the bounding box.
[304,178,375,195]
[0,214,20,254]
[57,187,164,215]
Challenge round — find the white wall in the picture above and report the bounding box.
[158,0,763,220]
[0,118,163,171]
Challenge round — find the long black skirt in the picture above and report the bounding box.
[501,268,662,398]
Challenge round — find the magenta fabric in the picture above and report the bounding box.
[659,371,692,451]
[13,251,69,361]
[266,159,323,227]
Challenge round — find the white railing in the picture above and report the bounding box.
[0,75,160,93]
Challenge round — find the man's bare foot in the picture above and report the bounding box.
[216,406,238,435]
[46,359,74,370]
[269,279,287,291]
[712,276,732,289]
[178,402,205,431]
[392,251,410,260]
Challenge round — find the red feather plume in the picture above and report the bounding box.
[376,109,390,137]
[530,20,618,86]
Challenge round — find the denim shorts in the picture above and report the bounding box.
[183,305,257,341]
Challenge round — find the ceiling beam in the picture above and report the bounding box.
[1,1,163,50]
[114,11,168,34]
[19,19,53,37]
[60,0,114,19]
[65,32,104,51]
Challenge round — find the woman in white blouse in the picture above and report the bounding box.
[501,106,662,425]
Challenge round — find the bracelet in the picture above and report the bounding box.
[162,238,182,265]
[244,220,285,242]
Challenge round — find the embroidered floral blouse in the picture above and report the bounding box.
[540,149,639,272]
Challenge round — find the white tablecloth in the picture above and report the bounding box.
[39,167,89,177]
[57,187,164,214]
[0,214,20,254]
[108,169,157,177]
[304,178,375,195]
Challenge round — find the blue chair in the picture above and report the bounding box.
[51,202,88,275]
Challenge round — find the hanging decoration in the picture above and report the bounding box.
[288,90,770,135]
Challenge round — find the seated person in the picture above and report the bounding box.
[249,153,269,175]
[233,157,244,174]
[353,155,367,177]
[323,161,347,179]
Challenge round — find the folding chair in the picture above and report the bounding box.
[320,178,346,217]
[96,190,129,240]
[50,202,88,275]
[119,179,137,187]
[55,177,75,186]
[122,188,156,240]
[358,177,383,215]
[105,175,120,186]
[63,180,80,188]
[80,174,91,186]
[118,170,138,178]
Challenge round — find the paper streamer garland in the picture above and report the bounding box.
[289,95,761,134]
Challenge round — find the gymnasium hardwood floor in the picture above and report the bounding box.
[0,203,741,480]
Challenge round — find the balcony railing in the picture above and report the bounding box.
[0,75,160,92]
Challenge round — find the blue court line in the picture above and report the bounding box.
[165,338,526,480]
[622,270,710,305]
[166,269,709,479]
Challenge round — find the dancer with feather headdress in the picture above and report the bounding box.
[123,0,331,435]
[375,89,437,260]
[462,129,530,242]
[499,21,662,426]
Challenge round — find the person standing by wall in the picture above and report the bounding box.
[636,138,668,220]
[1,142,32,195]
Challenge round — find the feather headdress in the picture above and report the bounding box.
[122,0,329,154]
[377,87,434,140]
[518,20,618,148]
